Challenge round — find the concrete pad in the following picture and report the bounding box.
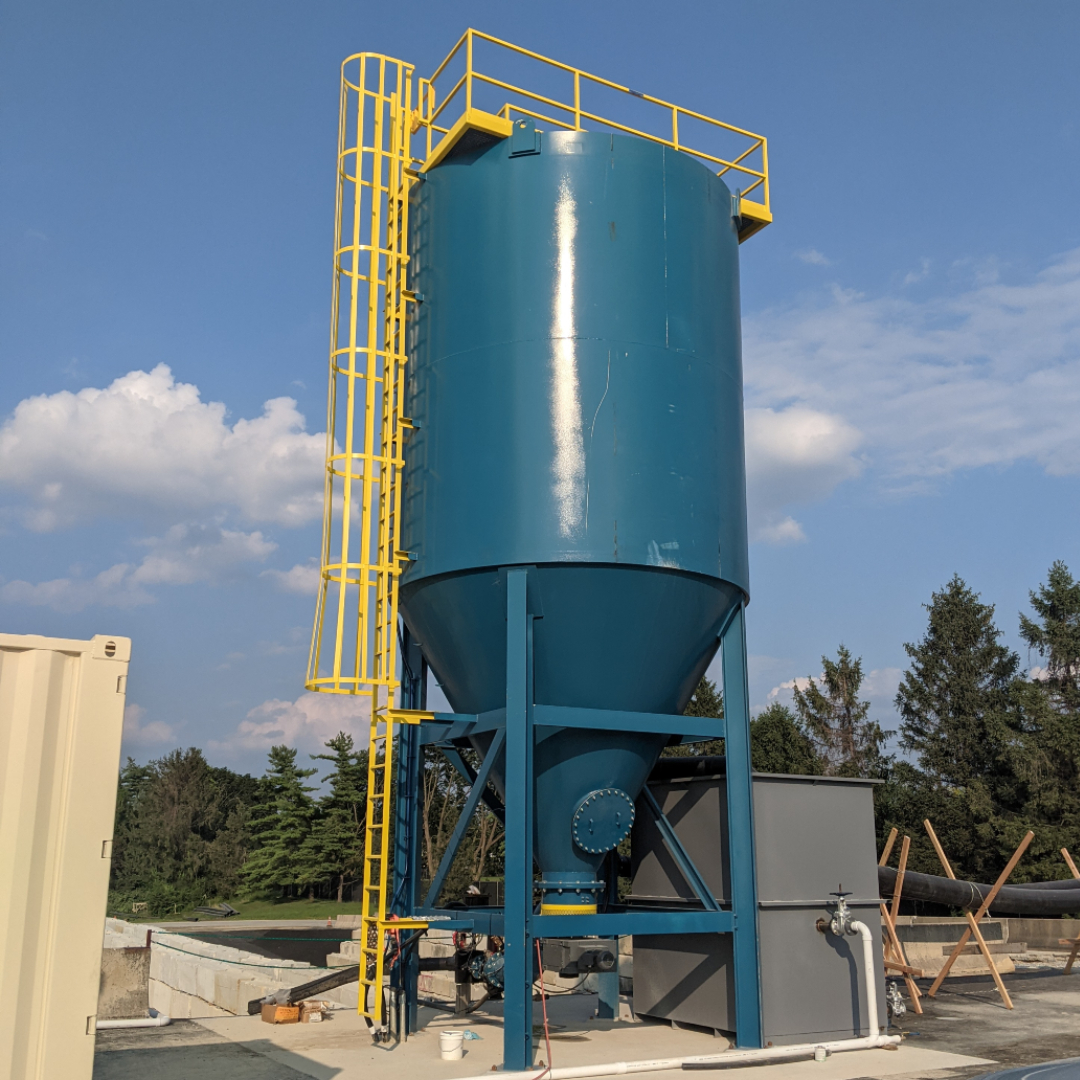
[192,994,992,1080]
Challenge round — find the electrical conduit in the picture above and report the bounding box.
[443,917,899,1080]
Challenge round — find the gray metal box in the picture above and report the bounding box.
[631,771,884,1046]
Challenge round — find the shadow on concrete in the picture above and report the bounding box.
[93,1021,342,1080]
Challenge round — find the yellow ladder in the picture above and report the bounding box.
[305,52,428,1031]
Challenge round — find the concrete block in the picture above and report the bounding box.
[98,946,151,1019]
[196,960,221,1003]
[175,956,199,997]
[1007,918,1080,950]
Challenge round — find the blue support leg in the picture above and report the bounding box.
[721,603,763,1047]
[596,966,619,1020]
[503,568,534,1071]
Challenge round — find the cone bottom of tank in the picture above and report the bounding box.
[401,563,742,908]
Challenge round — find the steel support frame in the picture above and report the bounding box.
[395,571,763,1066]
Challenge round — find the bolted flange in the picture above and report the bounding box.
[571,787,636,854]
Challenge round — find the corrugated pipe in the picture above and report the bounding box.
[443,918,898,1080]
[96,1009,172,1030]
[879,865,1080,916]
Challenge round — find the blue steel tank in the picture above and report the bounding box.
[401,126,748,914]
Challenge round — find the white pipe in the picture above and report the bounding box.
[444,917,898,1080]
[850,919,879,1037]
[96,1009,172,1030]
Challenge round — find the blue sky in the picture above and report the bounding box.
[3,0,1079,776]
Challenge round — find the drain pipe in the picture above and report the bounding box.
[96,1009,172,1030]
[444,895,898,1080]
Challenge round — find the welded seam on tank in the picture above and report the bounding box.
[550,175,586,540]
[423,337,704,364]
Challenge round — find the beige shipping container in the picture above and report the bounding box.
[0,633,131,1080]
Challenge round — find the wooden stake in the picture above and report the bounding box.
[1062,847,1080,880]
[927,829,1034,1000]
[1059,936,1080,975]
[890,836,910,926]
[878,832,923,1013]
[923,819,1014,1008]
[879,827,899,867]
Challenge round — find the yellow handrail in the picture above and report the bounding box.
[417,28,770,217]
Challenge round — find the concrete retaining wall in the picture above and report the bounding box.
[101,918,359,1018]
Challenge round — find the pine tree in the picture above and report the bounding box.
[241,745,319,898]
[1009,562,1080,879]
[897,576,1020,790]
[684,676,723,719]
[301,732,368,903]
[749,703,823,775]
[662,676,725,758]
[1020,560,1080,712]
[793,646,890,777]
[892,576,1023,881]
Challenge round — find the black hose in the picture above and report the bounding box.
[648,755,727,782]
[1007,878,1080,891]
[879,865,1080,916]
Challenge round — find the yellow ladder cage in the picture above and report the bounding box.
[304,53,429,1030]
[305,31,772,1032]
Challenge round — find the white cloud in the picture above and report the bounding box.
[764,666,902,712]
[766,675,817,703]
[1,563,154,611]
[0,525,276,612]
[753,516,805,545]
[262,560,321,596]
[0,364,324,531]
[122,703,177,748]
[794,248,831,266]
[208,692,370,758]
[744,405,863,542]
[863,666,903,700]
[131,524,276,585]
[745,248,1080,487]
[903,258,931,285]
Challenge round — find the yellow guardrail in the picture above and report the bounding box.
[412,29,770,235]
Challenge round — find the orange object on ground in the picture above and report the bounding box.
[261,1003,300,1024]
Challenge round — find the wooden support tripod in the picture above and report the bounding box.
[924,821,1033,1006]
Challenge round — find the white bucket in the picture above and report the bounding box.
[440,1030,465,1060]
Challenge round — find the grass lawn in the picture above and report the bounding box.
[119,897,366,923]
